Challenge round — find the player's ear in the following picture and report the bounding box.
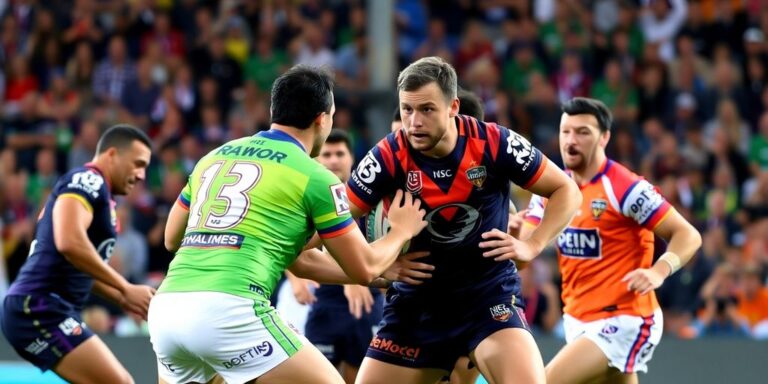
[600,130,611,148]
[450,97,460,118]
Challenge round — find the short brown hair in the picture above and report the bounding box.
[397,56,457,102]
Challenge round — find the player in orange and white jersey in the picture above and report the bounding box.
[522,97,701,384]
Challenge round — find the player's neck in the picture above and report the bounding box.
[89,157,113,187]
[571,152,607,186]
[419,117,458,159]
[270,124,312,155]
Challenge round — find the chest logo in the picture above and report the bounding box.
[591,199,608,221]
[465,162,487,189]
[407,171,423,195]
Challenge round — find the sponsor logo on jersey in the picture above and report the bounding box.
[369,336,421,361]
[466,162,487,189]
[489,303,511,322]
[58,317,84,336]
[24,338,49,355]
[506,132,534,171]
[330,184,350,216]
[591,199,608,220]
[96,238,116,262]
[68,170,103,198]
[431,169,453,179]
[181,232,245,248]
[356,153,381,184]
[222,341,274,369]
[407,171,423,194]
[623,181,665,224]
[425,203,481,245]
[557,228,602,259]
[639,343,655,360]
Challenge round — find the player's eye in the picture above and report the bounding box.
[402,107,413,114]
[422,107,433,113]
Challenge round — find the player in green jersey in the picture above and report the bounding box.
[147,65,427,384]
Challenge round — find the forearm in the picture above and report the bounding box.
[527,184,580,250]
[364,228,411,277]
[290,249,356,284]
[61,241,128,294]
[91,280,123,306]
[652,224,702,277]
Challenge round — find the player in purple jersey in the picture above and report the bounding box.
[1,125,155,383]
[346,57,581,383]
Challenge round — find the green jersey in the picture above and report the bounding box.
[159,130,355,300]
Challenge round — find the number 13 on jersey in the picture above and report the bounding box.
[187,161,262,230]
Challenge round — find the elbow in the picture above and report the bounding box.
[55,236,77,259]
[164,239,179,253]
[349,268,378,286]
[691,227,703,251]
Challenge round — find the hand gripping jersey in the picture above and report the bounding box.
[347,115,546,297]
[525,159,672,321]
[159,130,355,300]
[7,164,117,310]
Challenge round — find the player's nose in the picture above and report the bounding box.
[409,112,423,127]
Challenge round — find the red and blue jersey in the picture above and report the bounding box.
[347,115,546,296]
[7,164,117,310]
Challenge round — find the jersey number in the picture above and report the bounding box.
[187,162,262,230]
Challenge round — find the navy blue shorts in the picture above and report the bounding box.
[305,296,384,367]
[365,284,529,372]
[1,294,94,371]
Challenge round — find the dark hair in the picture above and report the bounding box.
[96,124,152,154]
[270,65,334,129]
[457,88,484,120]
[392,107,401,122]
[397,56,457,102]
[561,97,613,132]
[324,129,353,153]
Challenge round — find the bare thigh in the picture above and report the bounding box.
[53,336,132,384]
[470,328,545,384]
[340,360,360,384]
[448,356,480,384]
[355,357,448,384]
[252,344,344,384]
[546,336,615,384]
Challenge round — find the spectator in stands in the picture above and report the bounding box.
[120,58,160,130]
[93,36,136,104]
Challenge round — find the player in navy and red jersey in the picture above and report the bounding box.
[1,125,155,383]
[346,57,581,384]
[303,129,386,384]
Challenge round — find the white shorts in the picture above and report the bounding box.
[148,292,306,384]
[563,309,663,374]
[275,279,311,335]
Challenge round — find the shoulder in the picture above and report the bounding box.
[604,161,640,192]
[58,166,107,197]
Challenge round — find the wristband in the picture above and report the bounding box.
[658,252,682,276]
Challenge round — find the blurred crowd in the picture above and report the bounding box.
[0,0,767,340]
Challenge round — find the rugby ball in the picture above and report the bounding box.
[365,197,411,254]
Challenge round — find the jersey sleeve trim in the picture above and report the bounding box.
[317,217,356,239]
[643,203,673,229]
[177,193,191,210]
[619,180,642,210]
[522,157,548,189]
[347,188,372,212]
[524,216,541,226]
[59,193,93,213]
